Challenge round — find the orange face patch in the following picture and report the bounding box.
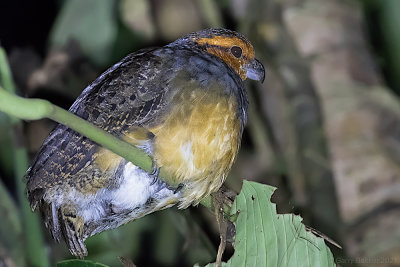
[195,36,255,80]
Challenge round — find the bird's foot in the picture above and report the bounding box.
[166,183,184,194]
[60,206,88,258]
[212,190,227,267]
[150,162,161,185]
[211,187,236,267]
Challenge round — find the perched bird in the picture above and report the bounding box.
[25,28,265,257]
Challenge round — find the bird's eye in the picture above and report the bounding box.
[230,46,242,58]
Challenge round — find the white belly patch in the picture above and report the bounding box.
[75,162,179,227]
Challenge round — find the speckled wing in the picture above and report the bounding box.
[25,47,179,206]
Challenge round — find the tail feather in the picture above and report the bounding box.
[27,188,63,243]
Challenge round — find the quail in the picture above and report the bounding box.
[25,28,265,257]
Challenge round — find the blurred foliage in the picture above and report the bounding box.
[57,259,109,267]
[0,47,49,267]
[50,0,118,67]
[0,111,13,183]
[1,0,399,266]
[379,0,400,94]
[0,178,24,267]
[362,0,400,94]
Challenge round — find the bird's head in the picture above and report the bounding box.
[172,28,265,83]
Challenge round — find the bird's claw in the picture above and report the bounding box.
[174,183,184,194]
[150,163,160,185]
[149,161,183,193]
[168,183,184,194]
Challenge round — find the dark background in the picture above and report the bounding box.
[1,0,399,266]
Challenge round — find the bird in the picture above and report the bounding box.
[25,28,265,257]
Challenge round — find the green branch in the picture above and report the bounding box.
[0,89,154,173]
[0,87,216,206]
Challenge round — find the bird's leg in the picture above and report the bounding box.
[212,189,228,267]
[211,186,237,267]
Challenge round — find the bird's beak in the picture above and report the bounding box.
[244,58,265,83]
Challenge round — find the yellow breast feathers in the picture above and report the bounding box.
[150,88,241,207]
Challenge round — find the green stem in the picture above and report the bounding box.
[0,89,155,173]
[14,143,49,267]
[0,86,218,206]
[0,48,16,93]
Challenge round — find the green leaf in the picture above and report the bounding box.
[206,181,335,267]
[57,259,109,267]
